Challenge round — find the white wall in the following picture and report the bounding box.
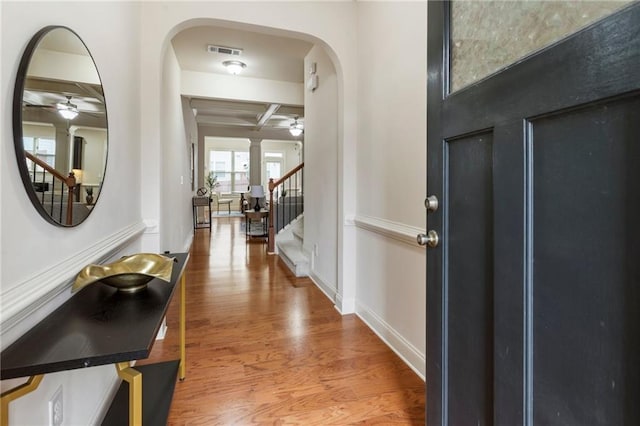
[261,140,302,184]
[1,2,144,425]
[23,122,55,139]
[159,44,194,253]
[73,127,107,187]
[204,137,250,154]
[182,70,303,105]
[355,1,427,378]
[304,45,339,303]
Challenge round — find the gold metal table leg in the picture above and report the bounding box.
[115,362,142,426]
[1,375,44,426]
[179,273,186,380]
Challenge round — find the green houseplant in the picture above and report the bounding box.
[205,172,220,199]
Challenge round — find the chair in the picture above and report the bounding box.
[213,191,233,214]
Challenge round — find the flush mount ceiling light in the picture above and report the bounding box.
[222,60,246,75]
[57,96,79,120]
[289,117,304,137]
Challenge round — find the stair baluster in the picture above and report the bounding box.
[268,162,304,252]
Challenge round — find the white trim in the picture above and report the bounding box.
[335,293,356,315]
[354,215,424,247]
[87,371,121,426]
[156,317,168,340]
[309,270,356,315]
[0,222,146,333]
[181,232,194,254]
[356,300,426,380]
[344,214,356,226]
[309,270,337,303]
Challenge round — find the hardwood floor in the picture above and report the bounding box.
[143,217,425,425]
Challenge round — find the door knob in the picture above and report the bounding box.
[424,195,438,212]
[417,230,439,248]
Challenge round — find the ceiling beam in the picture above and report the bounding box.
[198,124,304,142]
[255,104,280,130]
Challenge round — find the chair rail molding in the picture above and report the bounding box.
[1,221,146,337]
[353,215,425,247]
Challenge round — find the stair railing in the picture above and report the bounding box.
[268,162,304,252]
[25,151,76,225]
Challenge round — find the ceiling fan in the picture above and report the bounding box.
[56,96,79,120]
[23,94,104,121]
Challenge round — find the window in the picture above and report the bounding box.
[264,152,283,181]
[23,137,56,181]
[208,150,249,192]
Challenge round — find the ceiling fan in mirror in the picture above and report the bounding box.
[56,96,79,120]
[24,95,78,119]
[23,93,103,121]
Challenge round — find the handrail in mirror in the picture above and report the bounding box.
[24,151,76,225]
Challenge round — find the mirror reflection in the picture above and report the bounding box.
[14,26,107,226]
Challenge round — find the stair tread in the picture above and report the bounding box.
[290,218,304,239]
[277,240,308,263]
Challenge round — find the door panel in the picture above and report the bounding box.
[531,97,640,424]
[427,2,640,425]
[446,133,494,425]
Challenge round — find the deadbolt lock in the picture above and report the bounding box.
[425,195,438,212]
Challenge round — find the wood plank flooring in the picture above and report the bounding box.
[143,217,425,425]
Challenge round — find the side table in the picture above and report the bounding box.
[244,210,269,243]
[192,196,211,230]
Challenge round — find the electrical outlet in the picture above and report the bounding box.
[49,386,63,426]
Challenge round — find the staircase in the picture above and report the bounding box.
[268,162,308,277]
[275,215,309,277]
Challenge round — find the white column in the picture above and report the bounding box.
[54,123,71,174]
[249,138,262,185]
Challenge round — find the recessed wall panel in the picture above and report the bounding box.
[532,96,640,424]
[446,131,494,425]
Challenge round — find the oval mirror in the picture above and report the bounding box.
[13,26,107,227]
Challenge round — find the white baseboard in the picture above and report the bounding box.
[181,232,194,253]
[156,317,168,340]
[356,301,425,380]
[309,270,337,303]
[1,222,146,339]
[87,371,121,425]
[335,294,355,314]
[308,271,356,315]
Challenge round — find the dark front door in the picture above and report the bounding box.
[426,3,640,425]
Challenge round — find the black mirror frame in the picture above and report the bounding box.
[13,25,108,227]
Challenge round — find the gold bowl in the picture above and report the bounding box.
[73,253,175,293]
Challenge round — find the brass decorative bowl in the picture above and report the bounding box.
[73,253,175,293]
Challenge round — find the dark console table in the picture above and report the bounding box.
[0,252,189,426]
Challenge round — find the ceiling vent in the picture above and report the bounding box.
[207,45,243,56]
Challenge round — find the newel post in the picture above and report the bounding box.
[65,171,77,226]
[268,178,275,253]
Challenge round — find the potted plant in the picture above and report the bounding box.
[205,172,220,199]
